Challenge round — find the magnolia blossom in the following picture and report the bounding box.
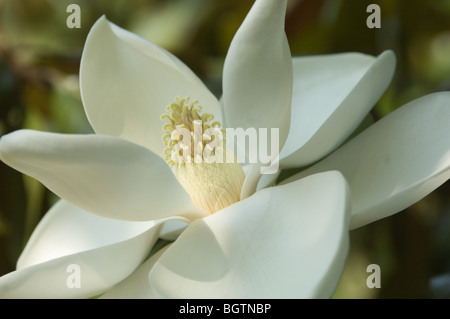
[1,0,450,298]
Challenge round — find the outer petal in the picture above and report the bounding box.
[100,245,170,299]
[282,92,450,229]
[240,164,262,200]
[0,200,170,298]
[280,50,396,168]
[223,0,293,150]
[80,16,221,158]
[149,171,351,298]
[0,130,206,221]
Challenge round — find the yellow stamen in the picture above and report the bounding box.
[161,97,245,214]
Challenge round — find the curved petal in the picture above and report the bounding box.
[280,50,396,168]
[257,169,281,190]
[0,200,170,299]
[223,0,293,150]
[17,200,154,269]
[240,164,262,200]
[149,171,351,298]
[282,92,450,229]
[80,16,221,158]
[159,220,188,241]
[0,130,206,221]
[100,245,170,299]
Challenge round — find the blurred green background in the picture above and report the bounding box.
[0,0,449,298]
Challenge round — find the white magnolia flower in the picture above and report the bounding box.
[1,0,450,298]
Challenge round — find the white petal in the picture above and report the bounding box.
[80,16,221,158]
[280,50,396,168]
[223,0,292,149]
[159,220,188,241]
[257,169,281,190]
[240,164,262,200]
[282,92,450,229]
[0,201,171,299]
[100,245,170,299]
[149,171,351,298]
[0,130,206,221]
[17,200,153,269]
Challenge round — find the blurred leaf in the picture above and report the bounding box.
[128,0,214,53]
[49,74,92,134]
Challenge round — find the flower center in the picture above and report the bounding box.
[161,97,245,214]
